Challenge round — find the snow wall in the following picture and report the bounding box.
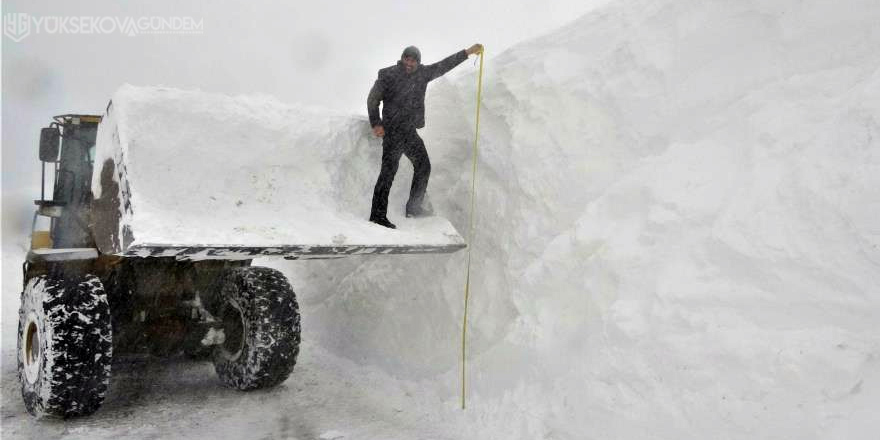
[267,0,880,438]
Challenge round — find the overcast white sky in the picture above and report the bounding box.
[1,0,608,239]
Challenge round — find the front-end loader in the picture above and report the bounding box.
[17,86,465,418]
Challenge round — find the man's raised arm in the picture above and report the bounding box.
[426,43,483,81]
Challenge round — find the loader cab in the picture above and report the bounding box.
[33,114,102,251]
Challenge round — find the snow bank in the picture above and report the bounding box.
[277,0,880,438]
[90,85,464,258]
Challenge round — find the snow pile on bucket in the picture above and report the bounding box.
[91,85,464,255]
[275,0,880,438]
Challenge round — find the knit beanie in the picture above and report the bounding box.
[401,46,421,63]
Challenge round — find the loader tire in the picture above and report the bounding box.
[18,274,113,418]
[212,267,301,390]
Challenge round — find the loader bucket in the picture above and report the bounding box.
[90,85,466,260]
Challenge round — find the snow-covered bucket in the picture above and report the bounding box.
[90,85,465,260]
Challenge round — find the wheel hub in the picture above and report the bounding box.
[22,313,41,384]
[219,302,245,361]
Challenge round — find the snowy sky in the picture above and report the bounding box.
[1,0,607,239]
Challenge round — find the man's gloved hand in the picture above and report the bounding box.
[466,43,484,56]
[373,125,385,137]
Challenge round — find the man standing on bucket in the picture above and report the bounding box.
[368,43,484,229]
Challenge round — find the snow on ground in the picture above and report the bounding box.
[4,0,880,438]
[1,332,462,440]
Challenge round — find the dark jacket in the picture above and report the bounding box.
[368,49,468,130]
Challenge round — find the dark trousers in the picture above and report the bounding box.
[370,128,431,219]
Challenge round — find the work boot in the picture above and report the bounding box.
[370,216,397,229]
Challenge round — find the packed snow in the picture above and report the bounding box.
[278,0,880,437]
[3,0,880,438]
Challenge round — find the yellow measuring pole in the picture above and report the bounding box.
[462,48,484,410]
